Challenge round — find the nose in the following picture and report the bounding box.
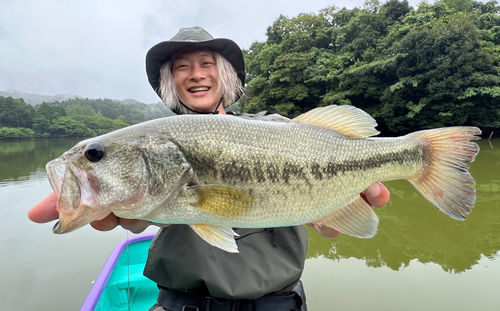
[189,64,205,81]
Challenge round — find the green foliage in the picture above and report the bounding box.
[36,102,66,122]
[32,115,51,137]
[0,127,34,139]
[49,117,90,137]
[0,97,35,128]
[242,0,500,134]
[379,12,500,132]
[71,114,131,136]
[0,95,175,139]
[66,104,96,117]
[39,98,174,124]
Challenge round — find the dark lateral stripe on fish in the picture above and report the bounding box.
[309,145,423,181]
[187,144,422,184]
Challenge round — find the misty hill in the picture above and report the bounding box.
[0,89,84,105]
[0,89,148,106]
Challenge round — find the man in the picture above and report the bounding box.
[28,27,390,311]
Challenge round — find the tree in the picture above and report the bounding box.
[382,0,411,21]
[0,127,34,139]
[36,102,66,122]
[380,13,500,132]
[242,0,500,134]
[32,115,51,136]
[66,104,96,117]
[0,96,35,128]
[49,117,90,137]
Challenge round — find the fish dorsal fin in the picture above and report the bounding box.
[292,105,379,137]
[317,196,379,238]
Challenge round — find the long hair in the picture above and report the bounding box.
[158,51,243,114]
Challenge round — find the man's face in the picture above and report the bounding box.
[172,48,222,113]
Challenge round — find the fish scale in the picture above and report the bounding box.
[46,105,480,253]
[139,116,426,227]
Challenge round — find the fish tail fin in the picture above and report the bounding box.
[407,127,481,220]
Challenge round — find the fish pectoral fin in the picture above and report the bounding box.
[318,196,379,238]
[190,185,253,217]
[189,224,240,253]
[291,105,379,138]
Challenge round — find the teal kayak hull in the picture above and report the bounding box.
[81,233,159,311]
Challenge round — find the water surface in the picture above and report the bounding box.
[0,138,498,310]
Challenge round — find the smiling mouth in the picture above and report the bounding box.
[188,87,210,93]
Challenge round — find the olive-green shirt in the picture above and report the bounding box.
[144,225,308,299]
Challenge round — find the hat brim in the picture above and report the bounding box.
[146,38,245,100]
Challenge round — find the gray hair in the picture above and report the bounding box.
[158,51,243,114]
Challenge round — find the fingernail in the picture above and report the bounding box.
[367,183,381,198]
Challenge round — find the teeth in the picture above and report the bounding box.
[189,87,209,92]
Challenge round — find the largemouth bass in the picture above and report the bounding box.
[46,105,480,252]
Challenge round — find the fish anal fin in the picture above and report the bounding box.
[318,196,379,238]
[191,185,253,217]
[190,224,239,253]
[292,105,379,138]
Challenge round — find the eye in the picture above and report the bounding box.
[173,63,188,70]
[84,142,105,162]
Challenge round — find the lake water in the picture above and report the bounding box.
[0,138,499,310]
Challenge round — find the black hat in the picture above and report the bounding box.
[146,26,245,100]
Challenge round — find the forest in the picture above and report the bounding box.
[240,0,500,134]
[0,96,173,139]
[1,0,500,139]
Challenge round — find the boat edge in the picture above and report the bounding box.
[79,232,157,311]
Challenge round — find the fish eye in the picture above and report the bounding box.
[84,142,105,162]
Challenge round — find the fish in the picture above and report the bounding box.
[46,105,481,253]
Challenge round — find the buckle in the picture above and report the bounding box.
[182,305,199,311]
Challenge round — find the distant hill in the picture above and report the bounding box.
[0,89,83,105]
[0,89,149,106]
[0,88,244,116]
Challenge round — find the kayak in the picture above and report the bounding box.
[80,233,159,311]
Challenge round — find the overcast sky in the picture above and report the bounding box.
[1,0,423,103]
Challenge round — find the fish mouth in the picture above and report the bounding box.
[46,157,110,234]
[46,158,66,198]
[52,207,111,234]
[53,220,64,233]
[46,158,81,214]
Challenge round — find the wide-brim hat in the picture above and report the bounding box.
[146,26,245,102]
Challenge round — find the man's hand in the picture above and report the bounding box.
[27,192,154,233]
[90,213,153,234]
